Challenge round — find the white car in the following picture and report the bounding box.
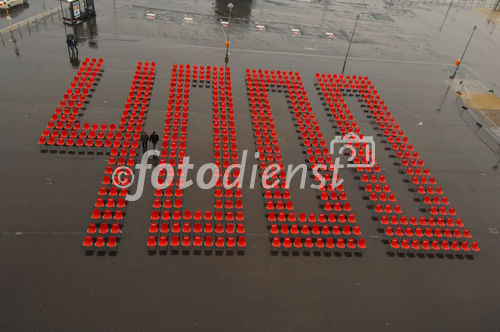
[0,0,28,10]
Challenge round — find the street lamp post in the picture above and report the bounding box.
[341,13,360,76]
[439,0,453,32]
[450,25,477,80]
[5,7,16,43]
[224,3,234,68]
[6,7,13,31]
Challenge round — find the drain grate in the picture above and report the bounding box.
[372,13,394,22]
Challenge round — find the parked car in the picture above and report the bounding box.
[0,0,28,10]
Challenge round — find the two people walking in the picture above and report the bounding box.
[66,34,79,57]
[140,131,159,153]
[66,34,80,66]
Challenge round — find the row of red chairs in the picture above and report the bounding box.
[271,237,366,251]
[44,123,145,135]
[39,137,141,148]
[147,235,246,251]
[380,215,464,228]
[97,186,128,198]
[390,238,479,255]
[151,209,244,222]
[41,129,143,140]
[267,212,356,224]
[170,70,230,79]
[91,209,124,222]
[149,222,245,234]
[95,197,126,209]
[87,222,121,235]
[384,226,471,239]
[41,129,146,150]
[83,235,118,250]
[270,223,361,236]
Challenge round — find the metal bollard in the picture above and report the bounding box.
[18,25,22,38]
[0,32,4,47]
[27,22,31,35]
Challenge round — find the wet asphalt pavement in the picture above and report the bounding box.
[0,0,499,330]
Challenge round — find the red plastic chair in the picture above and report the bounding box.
[204,236,213,248]
[147,236,157,249]
[107,237,117,250]
[82,236,93,249]
[95,236,105,249]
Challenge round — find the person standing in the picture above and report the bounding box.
[66,35,75,57]
[140,131,149,153]
[72,38,79,54]
[149,131,159,150]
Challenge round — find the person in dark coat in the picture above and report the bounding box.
[66,34,76,57]
[140,131,149,153]
[72,38,79,54]
[149,131,159,150]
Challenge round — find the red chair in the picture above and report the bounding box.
[325,238,335,252]
[182,236,191,247]
[111,223,120,234]
[158,236,168,250]
[283,238,292,249]
[170,236,180,250]
[99,223,108,235]
[147,236,157,250]
[431,240,440,253]
[460,241,470,253]
[215,237,225,251]
[107,237,118,250]
[336,238,345,251]
[421,240,431,251]
[401,239,410,252]
[293,237,302,250]
[82,236,93,249]
[471,242,480,256]
[95,236,105,250]
[149,223,158,234]
[204,236,214,249]
[87,223,97,234]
